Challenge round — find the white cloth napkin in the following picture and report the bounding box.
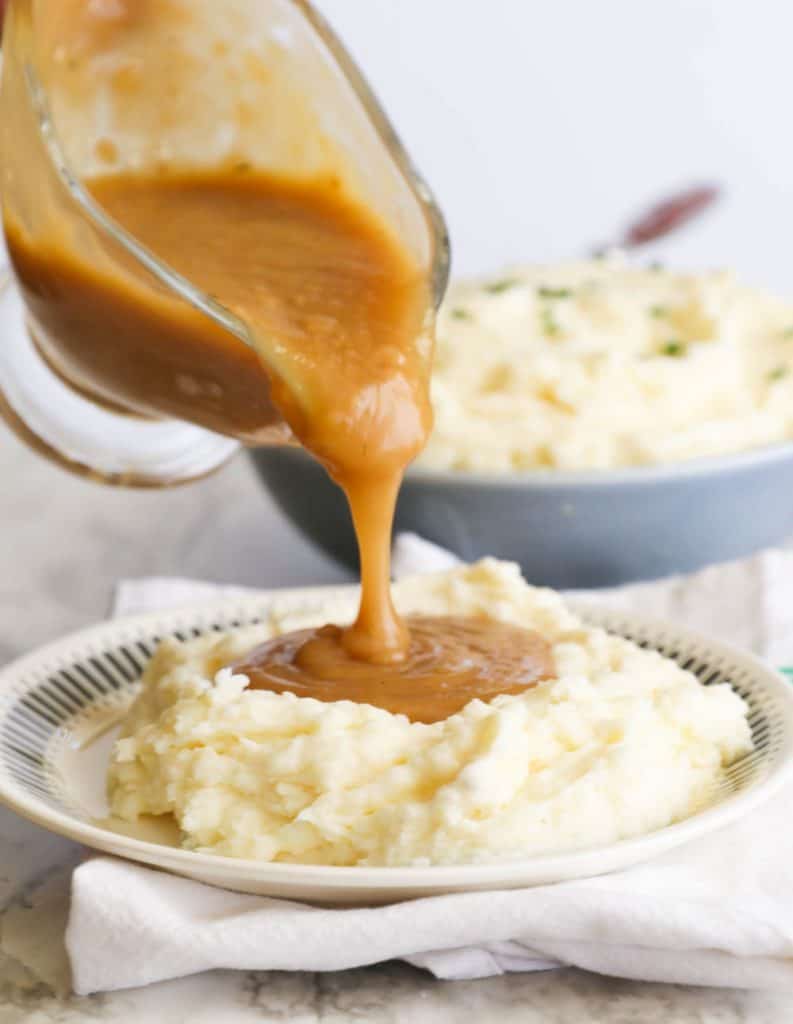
[67,536,793,994]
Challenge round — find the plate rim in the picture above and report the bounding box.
[1,586,792,889]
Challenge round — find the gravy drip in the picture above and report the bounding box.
[88,172,429,663]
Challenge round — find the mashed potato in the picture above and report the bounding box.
[419,257,793,471]
[108,561,751,865]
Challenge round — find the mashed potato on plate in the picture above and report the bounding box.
[419,258,793,471]
[108,561,751,866]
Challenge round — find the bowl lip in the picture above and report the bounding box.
[407,437,793,488]
[251,437,793,489]
[0,589,792,890]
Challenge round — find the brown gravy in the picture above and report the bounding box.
[234,616,554,724]
[6,170,553,716]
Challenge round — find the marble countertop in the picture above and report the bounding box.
[2,430,792,1022]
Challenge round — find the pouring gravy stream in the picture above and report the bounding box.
[6,170,553,721]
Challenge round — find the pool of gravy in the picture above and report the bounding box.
[6,169,554,716]
[233,616,554,723]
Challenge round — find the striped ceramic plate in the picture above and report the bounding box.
[0,588,791,904]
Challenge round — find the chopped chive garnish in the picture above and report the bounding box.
[660,340,686,357]
[450,308,471,321]
[769,366,789,381]
[649,261,664,272]
[541,308,561,338]
[782,326,793,339]
[649,305,668,318]
[485,278,520,295]
[538,286,573,300]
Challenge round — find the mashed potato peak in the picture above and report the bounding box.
[419,258,793,472]
[108,561,751,866]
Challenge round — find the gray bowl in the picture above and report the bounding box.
[248,442,793,588]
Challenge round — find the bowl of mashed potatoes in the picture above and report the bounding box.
[107,559,753,869]
[251,255,793,587]
[0,558,789,903]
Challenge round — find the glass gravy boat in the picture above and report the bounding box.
[0,0,449,485]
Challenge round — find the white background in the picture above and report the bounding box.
[316,0,792,293]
